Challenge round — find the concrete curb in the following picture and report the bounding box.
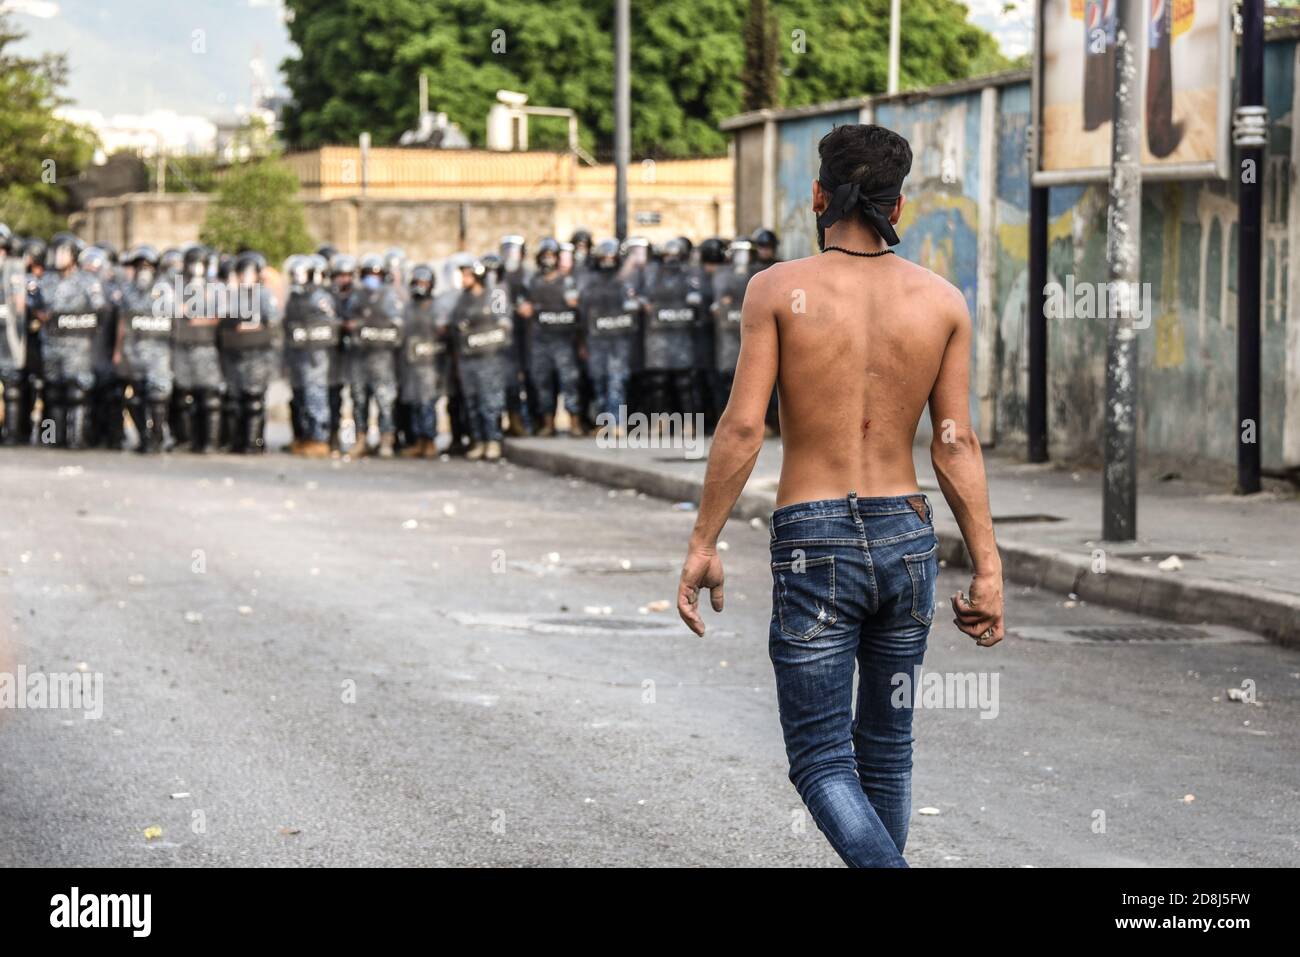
[505,441,1300,648]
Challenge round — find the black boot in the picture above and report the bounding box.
[242,393,266,454]
[127,392,149,453]
[173,392,194,450]
[2,385,23,446]
[65,399,87,450]
[201,394,223,454]
[45,385,66,448]
[147,399,169,453]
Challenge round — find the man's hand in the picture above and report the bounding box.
[677,546,725,637]
[951,572,1005,647]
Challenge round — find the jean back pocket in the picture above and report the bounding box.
[903,542,938,627]
[772,554,837,641]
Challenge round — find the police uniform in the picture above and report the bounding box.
[580,269,640,423]
[38,269,106,448]
[219,284,280,453]
[118,275,175,452]
[453,281,513,448]
[639,258,703,417]
[710,264,751,422]
[399,293,444,452]
[172,277,226,452]
[524,270,582,428]
[0,259,28,444]
[284,283,339,450]
[344,283,402,451]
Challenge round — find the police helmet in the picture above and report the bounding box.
[330,253,357,277]
[126,244,160,269]
[77,245,106,272]
[592,238,621,271]
[698,237,727,264]
[535,237,560,268]
[358,253,385,278]
[751,227,778,250]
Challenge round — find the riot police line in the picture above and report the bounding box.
[0,223,782,462]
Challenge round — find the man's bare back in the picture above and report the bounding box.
[756,252,965,506]
[678,122,1002,651]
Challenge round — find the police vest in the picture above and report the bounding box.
[220,314,274,350]
[286,291,340,351]
[529,274,578,337]
[174,281,219,345]
[122,287,173,343]
[645,271,698,332]
[455,292,512,358]
[583,277,638,339]
[351,291,401,350]
[403,302,444,366]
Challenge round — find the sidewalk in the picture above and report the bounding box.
[504,436,1300,646]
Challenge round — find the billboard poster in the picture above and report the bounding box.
[1034,0,1232,183]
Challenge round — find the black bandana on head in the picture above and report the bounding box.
[816,161,902,247]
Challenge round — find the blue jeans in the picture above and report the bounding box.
[768,492,939,867]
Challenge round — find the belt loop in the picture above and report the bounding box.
[847,490,862,527]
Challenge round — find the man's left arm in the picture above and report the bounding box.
[677,267,779,636]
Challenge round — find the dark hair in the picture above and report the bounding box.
[816,124,912,223]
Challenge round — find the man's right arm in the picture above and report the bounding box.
[927,288,1005,646]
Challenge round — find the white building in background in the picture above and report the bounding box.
[57,107,218,160]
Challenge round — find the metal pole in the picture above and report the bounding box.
[1102,0,1142,542]
[156,133,166,194]
[359,131,370,197]
[1235,0,1266,494]
[1027,184,1049,462]
[888,0,901,95]
[614,0,630,242]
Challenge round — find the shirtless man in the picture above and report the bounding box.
[677,124,1005,868]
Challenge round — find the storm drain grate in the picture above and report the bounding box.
[450,611,679,637]
[1066,625,1212,641]
[1011,624,1263,644]
[992,513,1067,524]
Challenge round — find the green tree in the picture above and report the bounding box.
[200,158,314,262]
[0,11,97,235]
[742,0,781,111]
[280,0,1012,159]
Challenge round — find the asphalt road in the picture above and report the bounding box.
[0,446,1296,867]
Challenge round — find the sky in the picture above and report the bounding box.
[4,0,1035,120]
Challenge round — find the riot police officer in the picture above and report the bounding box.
[637,237,703,425]
[34,232,104,449]
[219,251,280,454]
[344,254,402,458]
[328,253,356,452]
[172,244,225,453]
[520,237,582,436]
[283,254,338,459]
[709,239,751,426]
[81,244,125,448]
[569,228,594,288]
[751,227,780,272]
[398,263,444,459]
[0,223,29,445]
[452,255,513,462]
[749,228,781,434]
[115,245,174,453]
[498,234,533,436]
[580,239,641,433]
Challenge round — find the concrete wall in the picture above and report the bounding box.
[78,191,732,262]
[722,47,1300,475]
